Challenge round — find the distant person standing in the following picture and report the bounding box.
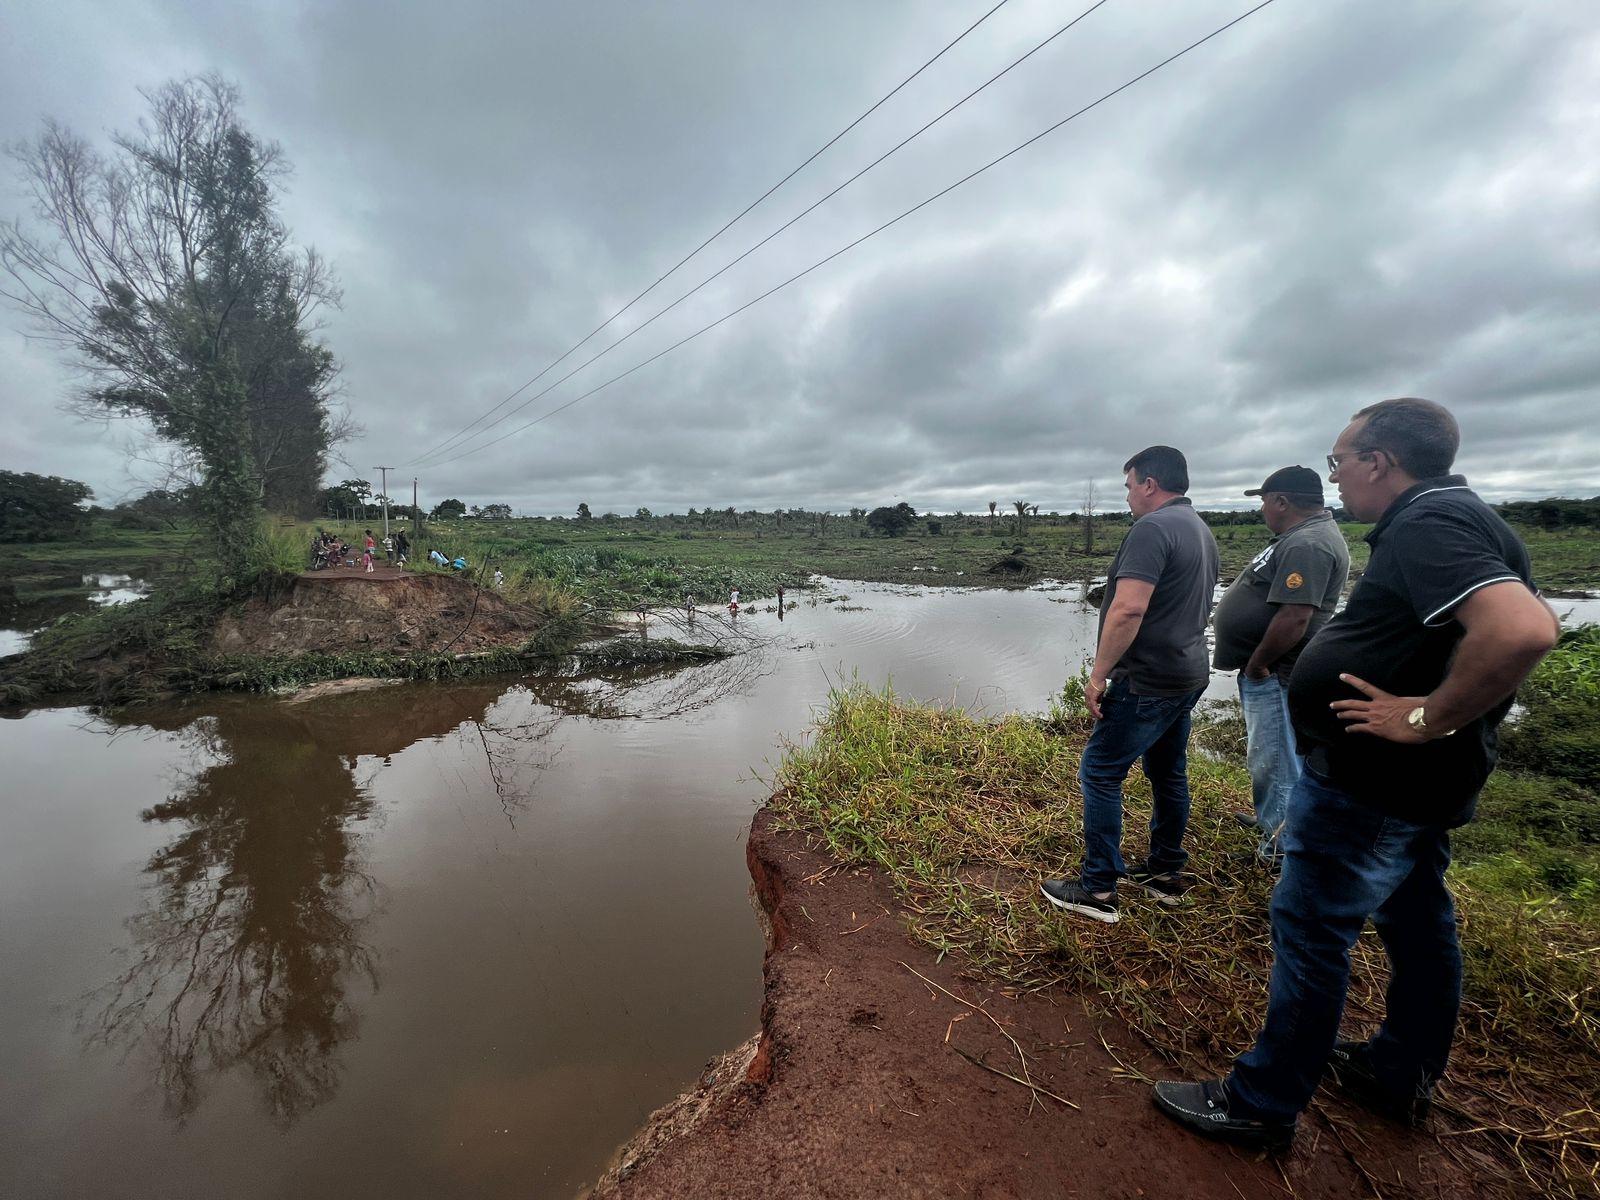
[1155,398,1559,1150]
[1211,466,1350,862]
[1041,446,1220,923]
[728,588,740,614]
[394,529,410,566]
[383,533,394,564]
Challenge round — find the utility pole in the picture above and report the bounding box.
[412,478,420,534]
[375,465,394,540]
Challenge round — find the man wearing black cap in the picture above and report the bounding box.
[1211,466,1350,862]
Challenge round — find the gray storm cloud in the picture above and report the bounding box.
[1,0,1596,512]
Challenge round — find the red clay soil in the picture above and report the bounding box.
[587,810,1496,1200]
[303,563,411,581]
[211,571,541,656]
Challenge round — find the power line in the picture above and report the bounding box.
[402,0,1016,469]
[409,0,1114,470]
[425,0,1279,472]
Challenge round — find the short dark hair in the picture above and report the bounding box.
[1353,397,1459,479]
[1123,445,1189,494]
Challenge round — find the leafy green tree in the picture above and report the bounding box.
[430,497,466,520]
[576,502,592,520]
[319,481,367,519]
[635,507,653,520]
[866,502,917,537]
[110,487,198,529]
[474,503,512,520]
[0,470,92,541]
[0,75,345,565]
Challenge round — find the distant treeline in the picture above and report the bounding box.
[12,479,1599,545]
[1494,497,1600,530]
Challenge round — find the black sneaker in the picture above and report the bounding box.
[1327,1041,1432,1127]
[1040,878,1119,924]
[1231,810,1258,829]
[1153,1078,1295,1150]
[1124,860,1197,906]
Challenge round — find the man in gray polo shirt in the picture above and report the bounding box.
[1042,445,1220,924]
[1213,466,1350,861]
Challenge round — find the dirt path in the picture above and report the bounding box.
[299,563,412,581]
[588,811,1491,1200]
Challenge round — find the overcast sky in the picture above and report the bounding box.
[2,0,1597,514]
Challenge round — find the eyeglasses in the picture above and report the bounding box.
[1326,449,1381,475]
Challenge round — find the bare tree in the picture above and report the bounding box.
[1,74,345,562]
[1081,479,1098,555]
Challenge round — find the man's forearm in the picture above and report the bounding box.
[1093,608,1144,681]
[1424,625,1554,732]
[1246,606,1313,674]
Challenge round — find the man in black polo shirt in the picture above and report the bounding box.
[1153,398,1559,1149]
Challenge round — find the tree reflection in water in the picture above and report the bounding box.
[80,648,767,1125]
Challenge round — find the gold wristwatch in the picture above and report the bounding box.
[1406,706,1455,738]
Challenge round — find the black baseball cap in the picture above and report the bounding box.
[1244,465,1324,500]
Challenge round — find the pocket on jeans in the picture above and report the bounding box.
[1135,693,1183,719]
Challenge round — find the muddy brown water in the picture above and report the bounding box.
[2,578,1596,1199]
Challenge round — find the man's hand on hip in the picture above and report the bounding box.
[1330,674,1429,744]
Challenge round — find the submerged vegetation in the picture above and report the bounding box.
[0,512,737,708]
[286,508,1600,603]
[0,573,723,708]
[771,680,1600,1199]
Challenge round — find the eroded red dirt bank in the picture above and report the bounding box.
[588,810,1490,1200]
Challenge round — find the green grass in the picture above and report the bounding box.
[771,684,1600,1199]
[0,522,197,594]
[1502,625,1600,787]
[10,514,1598,615]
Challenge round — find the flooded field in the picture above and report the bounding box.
[0,573,152,656]
[2,578,1596,1198]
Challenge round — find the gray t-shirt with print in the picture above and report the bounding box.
[1212,510,1350,681]
[1099,497,1221,695]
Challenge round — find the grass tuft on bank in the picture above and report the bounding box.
[770,683,1599,1199]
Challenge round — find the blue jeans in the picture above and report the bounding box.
[1238,672,1301,859]
[1227,766,1463,1123]
[1078,677,1205,893]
